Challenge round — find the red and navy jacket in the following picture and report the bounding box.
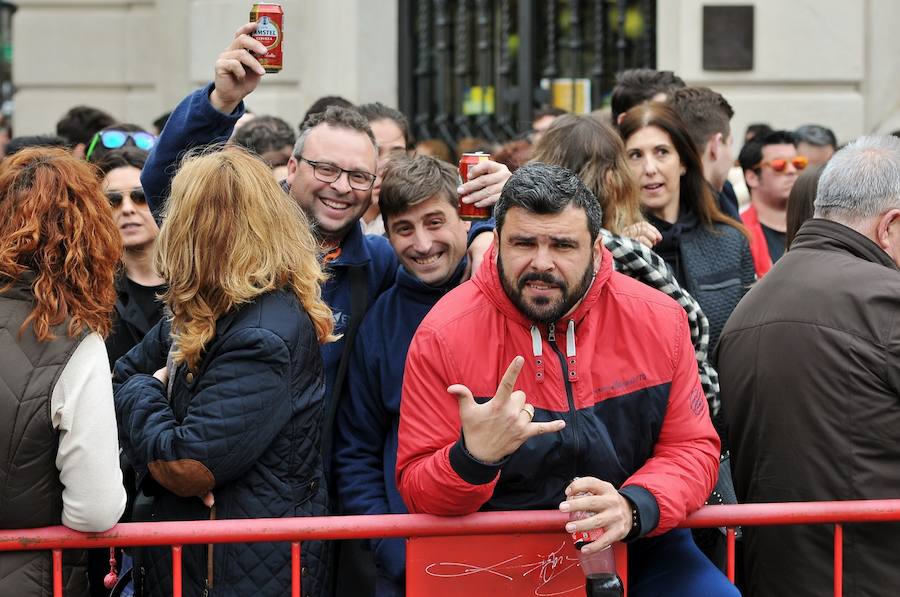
[396,245,719,537]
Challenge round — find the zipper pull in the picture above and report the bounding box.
[547,322,556,342]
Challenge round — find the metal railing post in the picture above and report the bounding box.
[726,527,736,583]
[53,548,63,597]
[172,545,182,597]
[834,524,843,597]
[292,541,301,597]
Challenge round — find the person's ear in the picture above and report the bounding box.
[875,208,900,252]
[285,155,299,185]
[708,133,722,162]
[593,235,603,273]
[744,168,760,190]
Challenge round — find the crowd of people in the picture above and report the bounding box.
[1,19,899,597]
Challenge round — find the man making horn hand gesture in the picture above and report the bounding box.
[396,163,737,596]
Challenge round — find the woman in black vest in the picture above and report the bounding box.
[0,148,127,597]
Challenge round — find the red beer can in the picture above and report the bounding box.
[458,152,492,221]
[250,3,284,73]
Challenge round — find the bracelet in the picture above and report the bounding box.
[624,500,641,541]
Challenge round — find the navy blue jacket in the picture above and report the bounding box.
[113,289,329,597]
[140,84,398,470]
[334,260,467,596]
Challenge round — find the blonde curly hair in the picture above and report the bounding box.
[156,146,335,369]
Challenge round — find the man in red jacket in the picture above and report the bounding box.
[396,163,737,595]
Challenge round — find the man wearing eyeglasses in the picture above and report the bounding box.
[738,130,806,277]
[140,24,399,487]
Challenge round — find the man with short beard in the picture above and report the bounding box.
[396,163,737,596]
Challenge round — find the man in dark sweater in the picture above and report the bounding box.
[333,155,471,597]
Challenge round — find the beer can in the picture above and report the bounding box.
[458,152,492,221]
[250,3,284,73]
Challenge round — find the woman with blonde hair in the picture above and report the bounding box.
[114,147,334,597]
[0,148,127,597]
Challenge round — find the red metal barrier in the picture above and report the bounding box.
[1,499,899,596]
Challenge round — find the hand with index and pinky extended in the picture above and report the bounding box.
[447,356,566,465]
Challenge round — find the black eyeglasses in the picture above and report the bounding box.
[298,156,376,191]
[105,187,147,208]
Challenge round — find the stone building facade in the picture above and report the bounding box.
[8,0,900,143]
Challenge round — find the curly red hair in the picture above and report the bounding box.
[0,148,122,340]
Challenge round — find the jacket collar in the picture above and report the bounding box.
[328,219,374,268]
[0,271,35,302]
[395,257,468,302]
[473,241,614,330]
[279,178,374,269]
[792,218,898,271]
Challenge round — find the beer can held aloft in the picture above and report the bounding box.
[250,3,284,73]
[458,152,492,221]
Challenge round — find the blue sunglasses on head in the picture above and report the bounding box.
[86,130,157,161]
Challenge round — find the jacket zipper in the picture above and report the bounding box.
[547,323,579,477]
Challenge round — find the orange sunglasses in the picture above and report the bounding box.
[753,155,809,172]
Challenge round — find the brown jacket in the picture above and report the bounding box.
[716,219,900,597]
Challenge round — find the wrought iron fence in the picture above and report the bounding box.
[398,0,656,152]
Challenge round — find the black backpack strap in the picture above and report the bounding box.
[322,265,368,486]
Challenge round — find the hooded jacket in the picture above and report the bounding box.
[396,245,720,536]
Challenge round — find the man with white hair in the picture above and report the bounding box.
[716,135,900,597]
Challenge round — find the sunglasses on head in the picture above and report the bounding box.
[86,130,157,161]
[753,155,809,172]
[105,187,146,208]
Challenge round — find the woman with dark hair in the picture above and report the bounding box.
[113,147,335,597]
[0,148,127,597]
[785,163,826,249]
[620,103,755,350]
[93,147,167,368]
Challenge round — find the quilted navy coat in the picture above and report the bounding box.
[113,289,329,597]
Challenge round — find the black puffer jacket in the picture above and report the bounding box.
[113,289,329,597]
[649,214,755,350]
